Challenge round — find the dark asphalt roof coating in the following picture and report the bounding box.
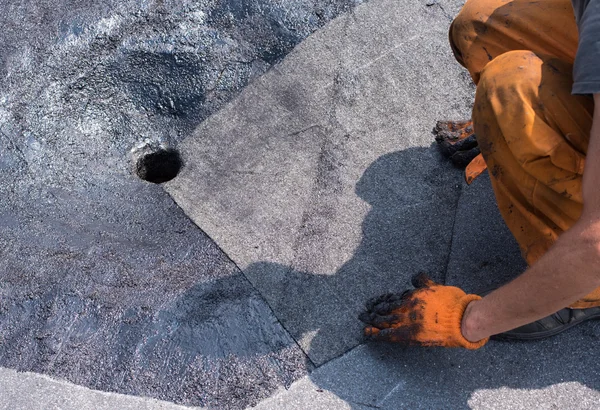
[0,0,365,407]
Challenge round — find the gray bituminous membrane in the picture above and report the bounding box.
[0,0,365,408]
[164,0,476,367]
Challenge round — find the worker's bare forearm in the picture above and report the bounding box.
[462,93,600,343]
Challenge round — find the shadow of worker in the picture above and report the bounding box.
[244,146,463,367]
[246,144,600,408]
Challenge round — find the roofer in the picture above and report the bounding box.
[360,0,600,349]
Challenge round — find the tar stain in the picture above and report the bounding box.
[136,148,182,183]
[113,51,207,119]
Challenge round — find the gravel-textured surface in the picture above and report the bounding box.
[4,0,599,408]
[165,0,475,366]
[255,328,600,409]
[0,367,203,410]
[445,173,528,293]
[0,0,371,407]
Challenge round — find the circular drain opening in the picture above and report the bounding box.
[136,148,182,184]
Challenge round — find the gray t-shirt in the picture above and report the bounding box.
[572,0,600,94]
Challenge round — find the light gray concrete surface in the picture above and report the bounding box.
[253,330,600,409]
[0,367,201,410]
[251,377,374,410]
[165,0,474,366]
[468,383,600,410]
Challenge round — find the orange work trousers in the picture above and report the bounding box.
[450,0,598,308]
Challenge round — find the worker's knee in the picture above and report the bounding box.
[449,4,476,57]
[449,0,505,63]
[477,50,543,98]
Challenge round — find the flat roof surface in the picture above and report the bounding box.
[1,0,599,408]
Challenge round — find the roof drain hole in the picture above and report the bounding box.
[135,148,182,184]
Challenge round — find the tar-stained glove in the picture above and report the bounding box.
[359,273,488,349]
[433,119,487,185]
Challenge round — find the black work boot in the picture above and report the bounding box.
[492,306,600,341]
[478,287,600,341]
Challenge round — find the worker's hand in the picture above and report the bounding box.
[359,273,488,349]
[433,119,487,184]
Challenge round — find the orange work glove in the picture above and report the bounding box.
[359,273,488,349]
